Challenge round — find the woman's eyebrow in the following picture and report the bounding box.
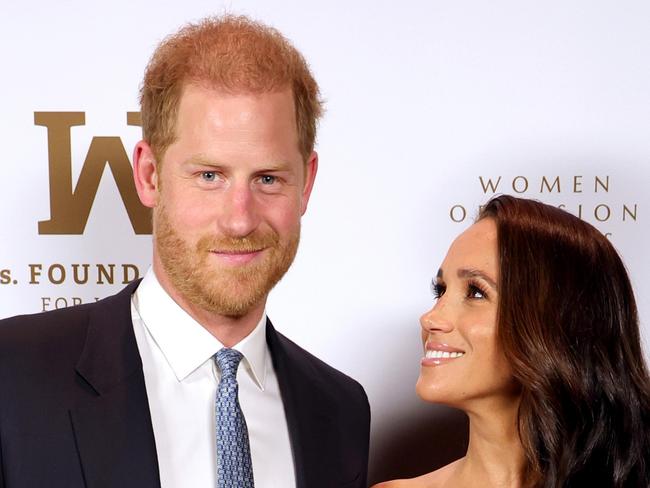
[457,268,498,290]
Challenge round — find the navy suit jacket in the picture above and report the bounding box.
[0,281,370,487]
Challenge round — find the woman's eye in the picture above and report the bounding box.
[200,171,216,182]
[260,175,276,185]
[467,284,486,299]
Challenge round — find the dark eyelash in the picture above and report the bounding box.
[431,280,446,299]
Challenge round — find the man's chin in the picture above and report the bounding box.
[187,286,265,319]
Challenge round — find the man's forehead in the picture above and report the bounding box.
[174,83,298,132]
[179,81,294,102]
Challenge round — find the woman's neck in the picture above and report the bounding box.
[455,396,526,487]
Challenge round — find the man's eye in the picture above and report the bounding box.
[260,175,276,185]
[200,171,216,182]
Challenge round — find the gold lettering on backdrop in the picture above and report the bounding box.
[28,264,42,284]
[34,112,152,234]
[594,204,611,222]
[26,263,142,285]
[12,262,142,311]
[0,269,12,284]
[512,176,529,193]
[478,175,610,194]
[41,296,87,312]
[47,264,66,285]
[449,205,467,222]
[72,263,90,284]
[97,264,115,284]
[540,176,561,193]
[573,175,583,193]
[479,176,502,193]
[559,203,585,219]
[623,204,637,221]
[449,175,640,236]
[126,112,142,126]
[121,264,140,284]
[595,176,609,192]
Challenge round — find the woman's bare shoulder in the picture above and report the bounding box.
[371,479,419,488]
[371,459,462,488]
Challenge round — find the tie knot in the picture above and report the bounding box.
[215,348,243,378]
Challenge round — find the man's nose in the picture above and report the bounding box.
[217,183,260,238]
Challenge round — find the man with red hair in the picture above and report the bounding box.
[0,15,369,488]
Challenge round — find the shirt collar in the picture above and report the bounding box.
[132,268,268,390]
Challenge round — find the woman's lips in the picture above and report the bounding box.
[421,342,466,366]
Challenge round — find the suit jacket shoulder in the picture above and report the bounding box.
[267,321,370,488]
[269,326,369,407]
[0,281,138,362]
[0,281,160,488]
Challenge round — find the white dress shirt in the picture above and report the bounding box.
[131,268,296,488]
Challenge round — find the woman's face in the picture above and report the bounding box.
[416,218,517,409]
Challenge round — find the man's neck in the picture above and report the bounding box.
[152,262,266,347]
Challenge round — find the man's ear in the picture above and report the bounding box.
[300,151,318,215]
[133,140,159,208]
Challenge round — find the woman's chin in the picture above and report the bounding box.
[416,376,454,406]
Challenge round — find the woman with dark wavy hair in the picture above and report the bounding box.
[374,195,650,487]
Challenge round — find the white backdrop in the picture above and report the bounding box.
[1,0,648,483]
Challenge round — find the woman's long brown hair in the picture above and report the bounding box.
[479,195,650,487]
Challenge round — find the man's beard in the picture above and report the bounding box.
[154,204,300,318]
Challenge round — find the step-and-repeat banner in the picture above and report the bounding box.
[1,0,648,483]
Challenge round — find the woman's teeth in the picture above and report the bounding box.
[425,350,465,359]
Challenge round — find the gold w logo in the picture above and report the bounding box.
[34,112,152,234]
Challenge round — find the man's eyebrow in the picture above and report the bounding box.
[183,155,294,171]
[457,268,498,290]
[183,155,223,167]
[254,160,295,172]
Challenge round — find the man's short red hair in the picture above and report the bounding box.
[140,15,323,161]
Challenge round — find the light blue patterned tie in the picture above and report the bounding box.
[215,348,255,488]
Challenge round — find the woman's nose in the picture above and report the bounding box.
[420,305,453,334]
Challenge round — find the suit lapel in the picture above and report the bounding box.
[70,281,161,488]
[266,320,340,488]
